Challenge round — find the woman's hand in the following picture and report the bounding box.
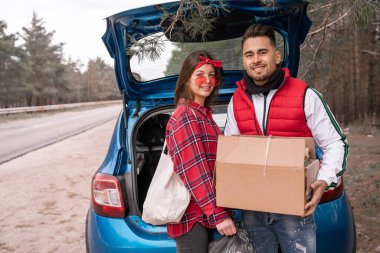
[215,218,237,236]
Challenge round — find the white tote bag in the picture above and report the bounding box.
[142,142,191,225]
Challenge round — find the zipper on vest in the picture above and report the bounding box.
[262,76,286,136]
[246,91,262,135]
[262,93,268,135]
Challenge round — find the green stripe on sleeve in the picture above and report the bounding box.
[310,88,349,179]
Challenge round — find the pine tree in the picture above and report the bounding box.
[0,20,26,107]
[18,12,68,106]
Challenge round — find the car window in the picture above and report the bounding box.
[129,31,284,82]
[129,33,242,82]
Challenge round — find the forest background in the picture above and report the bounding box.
[0,0,379,131]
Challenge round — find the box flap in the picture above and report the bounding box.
[305,138,316,159]
[305,159,320,200]
[217,135,313,167]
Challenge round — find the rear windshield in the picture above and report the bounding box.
[129,32,284,82]
[129,33,243,81]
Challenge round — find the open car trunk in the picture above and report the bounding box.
[134,110,171,211]
[132,105,228,213]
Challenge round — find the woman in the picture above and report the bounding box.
[166,50,237,252]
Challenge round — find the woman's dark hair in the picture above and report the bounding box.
[174,50,223,107]
[241,24,276,48]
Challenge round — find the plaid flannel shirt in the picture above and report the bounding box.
[165,99,231,239]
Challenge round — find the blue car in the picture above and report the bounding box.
[85,1,356,252]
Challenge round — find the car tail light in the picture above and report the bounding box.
[91,173,125,218]
[319,178,344,204]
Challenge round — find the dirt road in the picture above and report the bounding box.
[0,119,116,253]
[0,119,379,253]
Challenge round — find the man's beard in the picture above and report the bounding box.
[248,69,271,86]
[244,66,284,95]
[252,74,270,85]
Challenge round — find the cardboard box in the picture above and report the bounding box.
[215,135,319,216]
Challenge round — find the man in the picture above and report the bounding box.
[224,24,348,253]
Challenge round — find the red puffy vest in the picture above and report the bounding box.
[233,68,312,137]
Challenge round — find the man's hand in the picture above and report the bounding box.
[304,180,328,217]
[215,218,237,236]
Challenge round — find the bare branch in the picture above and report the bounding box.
[363,49,379,57]
[307,3,334,14]
[307,11,349,36]
[300,9,333,79]
[163,0,185,40]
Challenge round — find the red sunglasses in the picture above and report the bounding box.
[194,75,219,86]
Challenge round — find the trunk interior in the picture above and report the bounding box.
[135,111,171,211]
[133,105,227,213]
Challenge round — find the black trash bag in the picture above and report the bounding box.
[209,226,254,253]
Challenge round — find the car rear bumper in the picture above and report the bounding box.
[86,192,355,253]
[86,209,175,253]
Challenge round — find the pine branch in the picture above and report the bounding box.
[126,0,227,62]
[344,0,379,28]
[259,0,277,7]
[125,34,165,63]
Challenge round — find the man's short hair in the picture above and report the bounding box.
[241,24,276,48]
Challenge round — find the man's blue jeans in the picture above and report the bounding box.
[241,210,316,253]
